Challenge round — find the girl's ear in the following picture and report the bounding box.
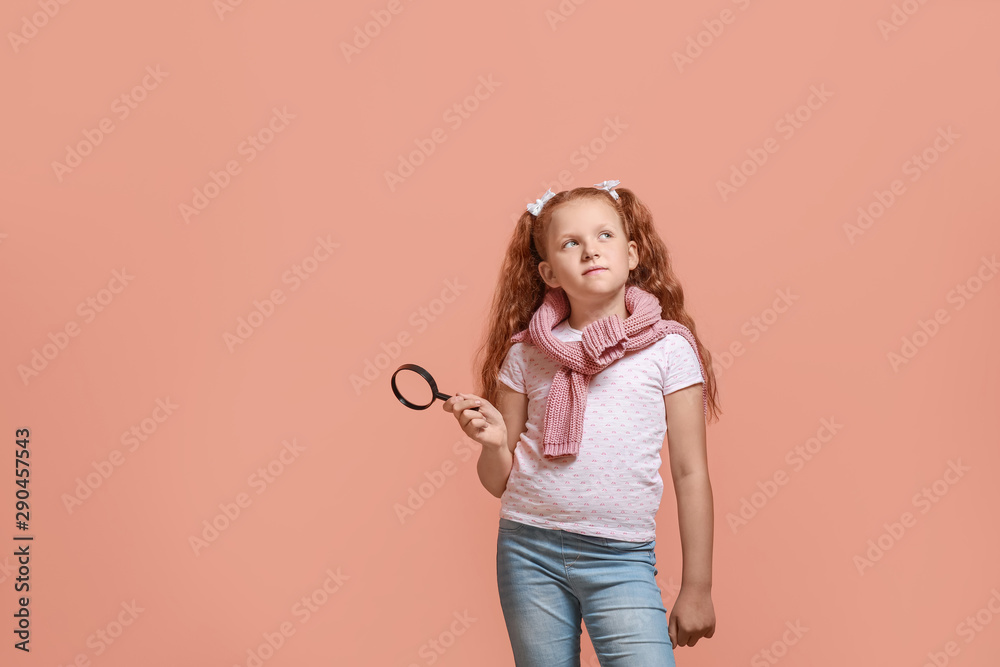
[537,261,558,289]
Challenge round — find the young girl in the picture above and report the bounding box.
[444,180,720,666]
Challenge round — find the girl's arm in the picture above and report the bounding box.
[478,384,527,498]
[446,384,525,499]
[664,382,717,646]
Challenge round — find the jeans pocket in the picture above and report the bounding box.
[499,517,525,533]
[602,537,655,553]
[571,532,610,548]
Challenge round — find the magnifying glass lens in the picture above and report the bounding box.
[395,368,434,407]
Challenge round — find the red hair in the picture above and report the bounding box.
[472,185,722,423]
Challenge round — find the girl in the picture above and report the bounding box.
[444,180,719,666]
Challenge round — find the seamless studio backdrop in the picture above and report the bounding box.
[1,1,999,665]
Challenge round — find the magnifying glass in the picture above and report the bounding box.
[391,363,480,412]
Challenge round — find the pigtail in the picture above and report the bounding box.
[616,187,722,424]
[473,210,547,406]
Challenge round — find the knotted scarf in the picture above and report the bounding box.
[510,285,708,458]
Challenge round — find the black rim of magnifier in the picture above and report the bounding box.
[391,364,479,412]
[392,364,451,410]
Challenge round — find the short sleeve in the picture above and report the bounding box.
[661,333,704,395]
[498,343,526,393]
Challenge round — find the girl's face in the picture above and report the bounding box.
[537,198,638,299]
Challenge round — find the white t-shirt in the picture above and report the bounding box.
[497,318,704,541]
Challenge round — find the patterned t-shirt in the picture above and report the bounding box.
[497,318,704,541]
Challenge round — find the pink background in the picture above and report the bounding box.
[2,1,999,665]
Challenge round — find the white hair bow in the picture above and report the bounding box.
[593,179,620,200]
[526,188,556,216]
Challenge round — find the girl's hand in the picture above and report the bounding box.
[442,392,506,450]
[668,586,716,647]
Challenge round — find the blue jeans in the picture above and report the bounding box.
[496,517,676,667]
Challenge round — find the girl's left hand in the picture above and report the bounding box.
[668,586,716,647]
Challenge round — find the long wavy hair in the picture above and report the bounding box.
[472,185,721,424]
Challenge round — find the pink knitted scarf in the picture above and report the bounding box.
[510,285,708,459]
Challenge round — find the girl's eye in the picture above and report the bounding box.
[563,232,612,248]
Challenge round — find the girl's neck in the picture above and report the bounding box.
[565,292,631,332]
